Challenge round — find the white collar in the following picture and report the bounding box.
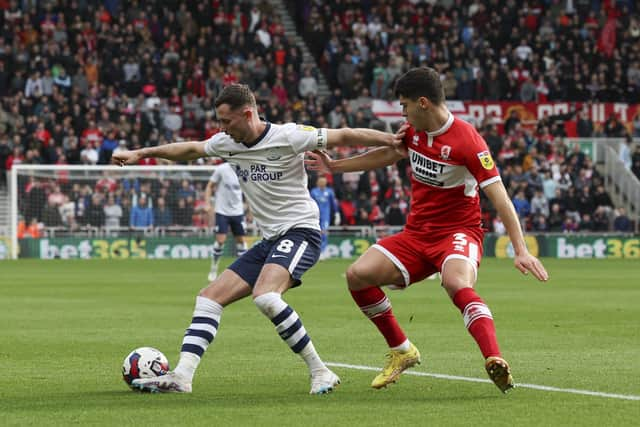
[426,112,454,137]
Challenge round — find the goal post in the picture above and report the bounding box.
[9,164,256,260]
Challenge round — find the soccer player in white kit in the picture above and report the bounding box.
[204,161,247,281]
[112,84,401,395]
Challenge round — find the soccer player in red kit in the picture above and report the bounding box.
[306,67,549,393]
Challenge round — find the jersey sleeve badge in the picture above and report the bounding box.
[477,150,495,170]
[296,125,316,132]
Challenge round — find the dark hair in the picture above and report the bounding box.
[394,67,444,105]
[214,83,257,110]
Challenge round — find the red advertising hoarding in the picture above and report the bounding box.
[372,100,639,137]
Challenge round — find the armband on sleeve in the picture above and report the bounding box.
[317,128,328,149]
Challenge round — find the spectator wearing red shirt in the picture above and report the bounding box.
[81,21,97,51]
[384,177,409,203]
[271,79,288,107]
[228,4,248,31]
[222,67,239,87]
[339,197,356,226]
[81,120,102,147]
[34,122,51,148]
[186,69,206,98]
[95,174,117,194]
[274,43,286,66]
[40,12,56,36]
[5,146,24,171]
[411,6,430,26]
[132,10,148,32]
[97,5,111,24]
[368,197,384,226]
[268,15,285,37]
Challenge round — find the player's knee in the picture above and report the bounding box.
[251,288,265,300]
[252,291,281,317]
[198,286,213,299]
[441,276,473,297]
[346,263,371,289]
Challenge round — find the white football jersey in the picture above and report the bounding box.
[204,123,328,239]
[209,162,244,216]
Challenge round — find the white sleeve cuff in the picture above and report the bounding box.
[479,175,502,188]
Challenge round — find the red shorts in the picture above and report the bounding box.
[373,228,484,287]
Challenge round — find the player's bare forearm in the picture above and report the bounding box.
[483,181,527,255]
[112,141,207,165]
[332,147,403,173]
[326,128,395,148]
[484,181,549,281]
[141,141,206,161]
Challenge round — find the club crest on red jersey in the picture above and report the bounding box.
[440,145,451,160]
[477,150,495,170]
[412,135,420,145]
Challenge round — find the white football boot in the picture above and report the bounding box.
[309,368,341,395]
[132,371,193,393]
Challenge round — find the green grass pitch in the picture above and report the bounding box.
[1,258,638,426]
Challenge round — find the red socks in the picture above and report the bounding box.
[351,285,500,358]
[453,287,501,358]
[350,287,406,347]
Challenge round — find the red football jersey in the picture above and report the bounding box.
[402,114,501,235]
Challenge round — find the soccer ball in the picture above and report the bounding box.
[122,347,170,387]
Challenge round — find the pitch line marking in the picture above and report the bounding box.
[326,362,640,401]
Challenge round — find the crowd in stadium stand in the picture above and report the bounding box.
[291,0,640,103]
[1,0,637,236]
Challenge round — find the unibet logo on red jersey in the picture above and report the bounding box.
[410,150,446,186]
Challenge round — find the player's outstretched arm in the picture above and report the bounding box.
[112,141,208,165]
[483,181,549,282]
[325,127,403,149]
[306,147,404,174]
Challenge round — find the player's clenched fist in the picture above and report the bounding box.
[112,150,143,166]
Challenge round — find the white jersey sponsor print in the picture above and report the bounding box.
[204,123,328,239]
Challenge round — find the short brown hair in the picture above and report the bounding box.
[394,67,445,105]
[215,83,257,110]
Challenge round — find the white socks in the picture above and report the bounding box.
[174,296,223,382]
[254,292,326,373]
[390,339,411,352]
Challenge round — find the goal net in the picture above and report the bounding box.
[9,164,255,260]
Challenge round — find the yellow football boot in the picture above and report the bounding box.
[371,343,421,389]
[485,356,515,393]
